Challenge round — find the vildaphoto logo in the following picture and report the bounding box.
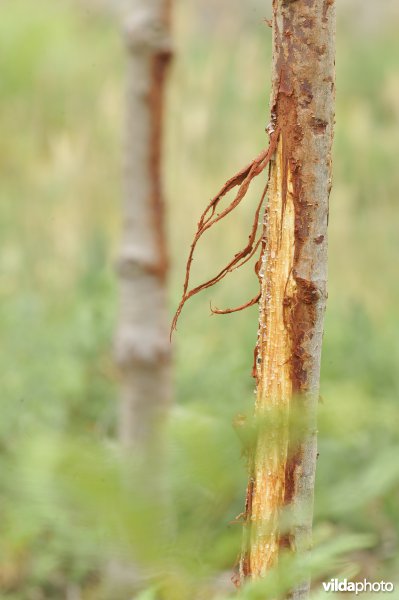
[322,579,395,595]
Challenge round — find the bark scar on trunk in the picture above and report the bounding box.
[238,0,335,594]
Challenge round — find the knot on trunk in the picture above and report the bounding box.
[116,245,164,279]
[294,276,322,305]
[115,331,170,370]
[123,10,172,54]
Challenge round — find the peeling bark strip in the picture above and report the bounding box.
[240,0,335,596]
[115,0,173,450]
[171,130,280,336]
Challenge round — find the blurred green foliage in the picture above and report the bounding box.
[0,0,399,597]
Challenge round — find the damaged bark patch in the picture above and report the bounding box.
[290,279,320,392]
[239,134,297,579]
[301,16,315,28]
[323,0,335,20]
[310,116,328,134]
[295,276,322,305]
[239,0,335,588]
[300,81,313,107]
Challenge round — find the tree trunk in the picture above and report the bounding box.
[240,1,335,596]
[115,0,173,452]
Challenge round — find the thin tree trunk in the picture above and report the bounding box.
[240,1,335,596]
[115,0,173,452]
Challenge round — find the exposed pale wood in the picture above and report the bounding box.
[242,136,296,579]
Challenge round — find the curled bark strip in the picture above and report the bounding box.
[210,292,261,315]
[198,137,276,230]
[232,236,262,273]
[171,129,280,336]
[172,199,264,332]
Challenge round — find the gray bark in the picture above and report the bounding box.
[115,0,173,452]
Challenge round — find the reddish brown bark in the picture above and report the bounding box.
[149,23,173,281]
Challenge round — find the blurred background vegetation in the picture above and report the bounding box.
[1,0,399,597]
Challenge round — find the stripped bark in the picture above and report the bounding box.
[115,0,173,451]
[239,0,335,596]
